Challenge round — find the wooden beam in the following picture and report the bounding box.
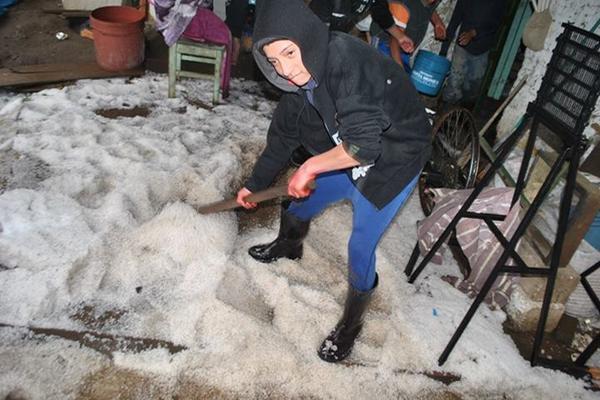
[43,7,91,18]
[0,322,187,358]
[0,63,144,88]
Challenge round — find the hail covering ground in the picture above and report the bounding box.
[0,75,597,399]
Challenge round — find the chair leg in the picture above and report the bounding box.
[168,44,177,98]
[575,334,600,366]
[404,243,421,277]
[213,50,222,104]
[531,148,582,366]
[438,263,502,365]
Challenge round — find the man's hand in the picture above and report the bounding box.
[434,22,447,40]
[288,163,316,199]
[286,143,359,198]
[397,34,415,54]
[388,25,415,54]
[236,187,257,209]
[458,29,477,46]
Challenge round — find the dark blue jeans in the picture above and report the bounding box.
[287,171,418,291]
[442,45,489,104]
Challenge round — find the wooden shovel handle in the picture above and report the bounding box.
[197,180,316,215]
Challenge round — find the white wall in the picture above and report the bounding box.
[213,0,227,20]
[497,1,600,139]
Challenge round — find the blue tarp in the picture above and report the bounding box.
[0,0,17,17]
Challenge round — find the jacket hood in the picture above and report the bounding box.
[252,0,329,92]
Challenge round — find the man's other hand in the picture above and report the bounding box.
[458,29,476,46]
[236,187,257,209]
[434,22,447,40]
[396,33,415,53]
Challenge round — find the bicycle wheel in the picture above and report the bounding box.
[418,107,480,215]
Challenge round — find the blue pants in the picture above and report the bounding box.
[288,171,418,292]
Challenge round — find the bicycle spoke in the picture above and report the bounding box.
[419,107,480,215]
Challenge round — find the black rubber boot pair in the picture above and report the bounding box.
[248,204,310,263]
[318,275,378,363]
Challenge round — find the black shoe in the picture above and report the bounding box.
[248,204,310,263]
[318,275,378,363]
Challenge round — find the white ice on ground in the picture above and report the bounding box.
[0,75,597,399]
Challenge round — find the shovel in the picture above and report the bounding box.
[197,181,316,214]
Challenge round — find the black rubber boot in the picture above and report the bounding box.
[317,275,378,363]
[248,204,310,263]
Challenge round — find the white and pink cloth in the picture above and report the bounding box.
[418,187,522,308]
[152,0,232,96]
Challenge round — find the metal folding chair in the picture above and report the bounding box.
[574,260,600,368]
[404,23,600,367]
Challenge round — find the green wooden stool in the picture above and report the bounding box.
[168,38,226,104]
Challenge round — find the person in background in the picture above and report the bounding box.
[152,0,214,46]
[309,0,416,55]
[225,0,251,66]
[354,13,374,43]
[237,0,431,363]
[386,0,411,68]
[373,0,446,72]
[440,0,507,107]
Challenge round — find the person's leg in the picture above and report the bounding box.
[318,173,419,362]
[231,38,241,67]
[225,0,248,66]
[442,44,468,104]
[348,174,420,291]
[462,50,489,104]
[248,171,351,263]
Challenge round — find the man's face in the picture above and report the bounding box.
[263,40,311,87]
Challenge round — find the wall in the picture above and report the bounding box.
[496,1,600,139]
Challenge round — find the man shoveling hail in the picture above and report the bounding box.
[236,0,431,363]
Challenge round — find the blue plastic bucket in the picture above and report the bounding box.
[410,50,451,96]
[584,212,600,251]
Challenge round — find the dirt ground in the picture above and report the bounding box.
[0,0,259,79]
[0,0,97,68]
